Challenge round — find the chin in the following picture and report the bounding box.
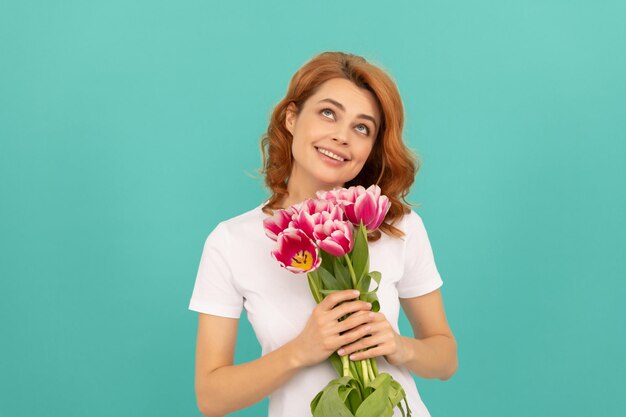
[310,178,341,189]
[316,181,343,190]
[320,174,357,187]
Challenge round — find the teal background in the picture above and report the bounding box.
[1,1,625,416]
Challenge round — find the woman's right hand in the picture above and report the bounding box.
[289,289,375,368]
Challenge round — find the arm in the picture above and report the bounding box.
[194,313,302,417]
[338,289,458,380]
[396,289,458,380]
[194,290,375,417]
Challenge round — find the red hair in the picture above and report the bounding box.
[260,51,420,240]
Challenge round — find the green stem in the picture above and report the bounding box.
[349,358,360,382]
[367,359,376,381]
[307,272,322,303]
[370,357,378,376]
[341,355,351,378]
[361,360,370,386]
[343,254,358,289]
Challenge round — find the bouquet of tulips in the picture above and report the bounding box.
[263,185,412,417]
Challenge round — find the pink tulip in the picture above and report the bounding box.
[318,185,390,231]
[349,185,390,231]
[263,207,296,241]
[297,198,335,215]
[313,219,354,257]
[315,187,356,205]
[290,209,316,240]
[291,199,345,240]
[271,228,321,273]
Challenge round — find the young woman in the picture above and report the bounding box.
[189,51,457,417]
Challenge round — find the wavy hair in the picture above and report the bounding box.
[260,51,420,240]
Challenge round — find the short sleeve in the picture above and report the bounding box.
[396,211,444,298]
[188,223,244,318]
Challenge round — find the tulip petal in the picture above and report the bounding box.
[263,207,296,241]
[271,228,320,273]
[318,240,345,257]
[291,210,316,240]
[354,192,377,228]
[314,220,354,257]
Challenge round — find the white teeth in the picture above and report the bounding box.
[317,147,345,162]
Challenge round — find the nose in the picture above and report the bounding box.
[332,124,350,146]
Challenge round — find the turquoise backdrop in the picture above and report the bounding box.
[1,1,625,416]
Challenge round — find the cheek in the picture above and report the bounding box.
[290,129,312,162]
[291,137,304,159]
[354,141,375,164]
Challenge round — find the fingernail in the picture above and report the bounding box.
[350,354,357,360]
[353,290,360,296]
[337,349,345,355]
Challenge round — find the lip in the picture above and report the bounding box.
[314,146,351,161]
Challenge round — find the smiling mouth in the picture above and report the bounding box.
[315,147,348,162]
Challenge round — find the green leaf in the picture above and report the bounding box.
[356,274,371,294]
[354,374,393,417]
[317,265,341,291]
[337,384,352,404]
[355,272,381,295]
[388,379,411,416]
[354,373,411,417]
[318,289,342,296]
[357,272,381,312]
[310,389,324,414]
[311,377,358,417]
[333,257,352,290]
[367,373,391,390]
[402,396,412,417]
[359,290,380,313]
[328,353,344,377]
[307,271,323,304]
[320,250,335,275]
[350,224,369,284]
[346,378,364,412]
[369,271,382,286]
[337,378,364,413]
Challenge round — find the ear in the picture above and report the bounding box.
[285,102,298,134]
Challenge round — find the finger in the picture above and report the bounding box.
[367,311,388,323]
[330,300,372,321]
[339,325,396,355]
[356,319,389,335]
[338,331,374,353]
[336,311,375,334]
[318,290,361,311]
[348,345,387,361]
[336,323,373,348]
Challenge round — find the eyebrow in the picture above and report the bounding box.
[317,98,378,130]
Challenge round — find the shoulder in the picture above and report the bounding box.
[205,203,269,246]
[218,204,266,229]
[392,209,427,237]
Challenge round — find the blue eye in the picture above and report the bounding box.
[321,109,335,119]
[356,124,370,135]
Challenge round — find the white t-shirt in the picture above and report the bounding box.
[189,203,443,417]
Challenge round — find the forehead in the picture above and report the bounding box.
[306,78,381,121]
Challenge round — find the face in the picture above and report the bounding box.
[285,77,381,193]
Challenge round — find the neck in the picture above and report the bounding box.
[278,183,317,209]
[278,169,341,209]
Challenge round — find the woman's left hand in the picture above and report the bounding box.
[336,311,410,366]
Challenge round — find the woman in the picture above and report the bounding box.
[189,51,457,417]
